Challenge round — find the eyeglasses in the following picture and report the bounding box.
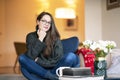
[40,20,51,25]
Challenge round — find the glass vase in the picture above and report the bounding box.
[94,57,107,76]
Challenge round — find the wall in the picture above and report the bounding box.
[0,0,5,53]
[85,0,102,41]
[85,0,120,48]
[102,0,120,48]
[0,0,85,67]
[0,0,8,66]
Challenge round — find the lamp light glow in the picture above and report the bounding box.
[55,8,76,19]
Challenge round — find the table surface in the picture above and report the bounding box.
[105,74,120,80]
[59,74,120,80]
[59,75,104,80]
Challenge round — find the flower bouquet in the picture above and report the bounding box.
[77,40,116,76]
[82,40,116,76]
[83,40,116,59]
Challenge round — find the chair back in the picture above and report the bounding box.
[14,42,27,56]
[61,36,79,54]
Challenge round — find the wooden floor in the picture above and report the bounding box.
[0,67,21,74]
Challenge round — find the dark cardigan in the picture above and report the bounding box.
[25,31,63,68]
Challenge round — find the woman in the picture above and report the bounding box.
[19,12,80,80]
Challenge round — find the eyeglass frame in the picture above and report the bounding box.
[40,19,51,25]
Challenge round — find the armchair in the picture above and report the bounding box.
[61,36,79,54]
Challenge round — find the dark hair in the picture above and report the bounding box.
[36,12,60,57]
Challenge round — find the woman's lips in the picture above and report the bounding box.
[44,27,48,29]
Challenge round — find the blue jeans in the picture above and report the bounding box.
[19,52,80,80]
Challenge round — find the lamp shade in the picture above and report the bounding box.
[55,8,76,19]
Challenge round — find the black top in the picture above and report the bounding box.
[25,31,63,68]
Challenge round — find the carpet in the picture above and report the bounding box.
[0,74,27,80]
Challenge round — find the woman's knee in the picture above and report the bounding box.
[65,52,77,62]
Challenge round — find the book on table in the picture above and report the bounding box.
[62,67,91,77]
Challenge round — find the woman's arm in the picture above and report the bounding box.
[25,32,46,60]
[53,39,64,60]
[36,39,64,68]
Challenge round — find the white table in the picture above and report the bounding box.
[59,76,104,80]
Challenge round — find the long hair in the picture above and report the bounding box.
[36,12,60,57]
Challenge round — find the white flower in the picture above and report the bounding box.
[83,40,93,48]
[82,40,117,56]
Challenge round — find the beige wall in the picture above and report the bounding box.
[102,0,120,48]
[85,0,120,48]
[85,0,102,41]
[0,0,85,67]
[0,0,8,66]
[0,0,5,53]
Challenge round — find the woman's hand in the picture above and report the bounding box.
[37,29,46,42]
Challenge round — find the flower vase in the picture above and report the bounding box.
[94,57,107,76]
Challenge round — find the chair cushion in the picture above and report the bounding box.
[61,36,79,54]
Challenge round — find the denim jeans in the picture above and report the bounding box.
[19,52,80,80]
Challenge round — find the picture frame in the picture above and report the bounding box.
[107,0,120,10]
[65,17,78,30]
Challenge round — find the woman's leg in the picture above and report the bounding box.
[19,54,58,80]
[21,67,45,80]
[51,52,80,74]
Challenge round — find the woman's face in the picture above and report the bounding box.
[37,14,51,32]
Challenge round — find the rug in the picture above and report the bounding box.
[0,74,27,80]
